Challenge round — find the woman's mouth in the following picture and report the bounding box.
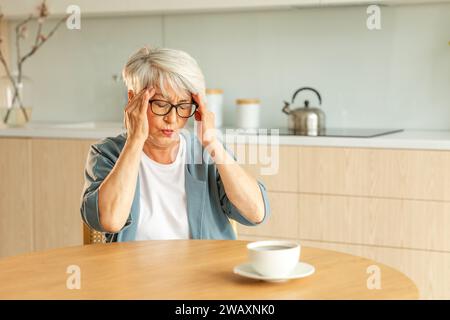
[161,129,174,137]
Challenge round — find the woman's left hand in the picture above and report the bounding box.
[192,93,217,148]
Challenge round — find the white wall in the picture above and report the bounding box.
[6,3,450,129]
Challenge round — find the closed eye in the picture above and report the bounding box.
[178,103,193,109]
[153,101,171,108]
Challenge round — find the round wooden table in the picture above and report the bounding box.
[0,240,418,299]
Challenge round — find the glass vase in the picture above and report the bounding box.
[0,74,33,127]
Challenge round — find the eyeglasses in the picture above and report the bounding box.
[148,99,198,118]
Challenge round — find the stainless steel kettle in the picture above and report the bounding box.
[282,87,325,136]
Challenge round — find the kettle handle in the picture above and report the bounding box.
[291,87,322,105]
[282,100,291,115]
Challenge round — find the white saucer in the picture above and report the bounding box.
[233,262,315,282]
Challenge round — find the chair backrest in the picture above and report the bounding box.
[83,219,238,245]
[83,224,106,244]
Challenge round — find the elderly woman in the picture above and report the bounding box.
[80,47,270,242]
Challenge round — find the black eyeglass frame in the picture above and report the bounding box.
[148,99,199,118]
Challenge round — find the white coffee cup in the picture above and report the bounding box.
[247,240,301,278]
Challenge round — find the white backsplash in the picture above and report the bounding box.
[7,3,450,129]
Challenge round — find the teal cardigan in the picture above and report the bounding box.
[80,130,270,242]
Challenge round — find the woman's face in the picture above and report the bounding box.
[145,86,191,149]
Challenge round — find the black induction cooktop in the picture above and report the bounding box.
[223,127,404,138]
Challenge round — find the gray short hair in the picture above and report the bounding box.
[122,46,206,100]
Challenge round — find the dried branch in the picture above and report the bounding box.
[20,14,69,66]
[15,14,33,81]
[0,0,67,124]
[34,20,43,48]
[0,0,70,123]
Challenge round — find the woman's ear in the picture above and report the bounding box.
[127,90,134,102]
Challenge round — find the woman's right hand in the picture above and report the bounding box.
[124,87,156,145]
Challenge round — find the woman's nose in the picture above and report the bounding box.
[164,106,177,123]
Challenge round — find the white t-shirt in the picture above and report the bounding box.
[135,135,189,240]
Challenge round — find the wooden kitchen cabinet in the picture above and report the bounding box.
[0,138,33,258]
[31,138,97,251]
[0,137,97,258]
[226,143,299,192]
[298,194,450,252]
[298,146,450,201]
[238,192,299,238]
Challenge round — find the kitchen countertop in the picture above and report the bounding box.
[1,121,450,151]
[0,121,125,140]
